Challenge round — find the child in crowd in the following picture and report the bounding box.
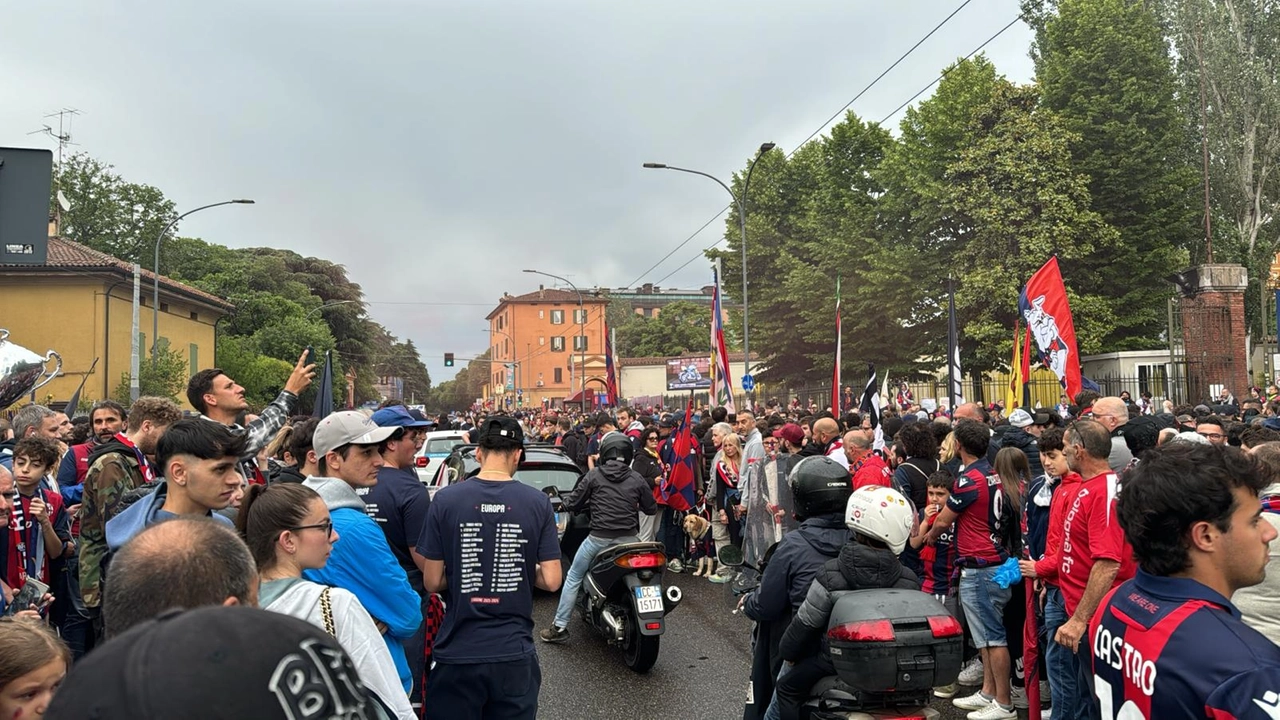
[0,617,71,719]
[4,438,71,594]
[911,470,960,697]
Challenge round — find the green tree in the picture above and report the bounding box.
[1034,0,1196,348]
[946,81,1121,371]
[614,300,713,357]
[112,339,188,404]
[54,153,176,266]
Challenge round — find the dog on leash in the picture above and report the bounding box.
[682,513,716,577]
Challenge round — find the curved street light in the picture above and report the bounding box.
[152,199,255,361]
[523,269,586,408]
[643,142,774,404]
[305,299,358,319]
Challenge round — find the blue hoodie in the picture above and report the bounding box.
[303,476,422,693]
[105,481,233,551]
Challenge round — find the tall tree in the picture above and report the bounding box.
[1034,0,1196,349]
[54,152,176,265]
[614,300,713,357]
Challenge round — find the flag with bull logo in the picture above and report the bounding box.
[1019,257,1083,400]
[659,398,697,512]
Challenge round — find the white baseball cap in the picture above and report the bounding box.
[312,411,397,456]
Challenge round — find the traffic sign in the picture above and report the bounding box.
[741,374,755,391]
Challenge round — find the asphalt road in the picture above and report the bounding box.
[531,572,1003,720]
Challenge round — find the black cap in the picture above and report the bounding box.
[46,606,375,719]
[658,415,678,429]
[476,415,525,444]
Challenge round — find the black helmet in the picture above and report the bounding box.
[598,433,634,466]
[788,456,852,519]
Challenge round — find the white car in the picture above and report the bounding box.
[415,430,468,485]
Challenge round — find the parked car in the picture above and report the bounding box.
[415,430,469,484]
[429,444,585,540]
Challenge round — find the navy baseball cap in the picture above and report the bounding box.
[371,405,432,429]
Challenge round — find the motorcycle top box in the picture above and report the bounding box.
[825,589,962,695]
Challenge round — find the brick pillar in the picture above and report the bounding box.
[1179,264,1249,402]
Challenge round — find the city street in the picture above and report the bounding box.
[532,573,983,720]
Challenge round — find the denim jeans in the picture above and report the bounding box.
[553,534,616,629]
[762,661,794,720]
[1045,586,1087,720]
[659,506,684,559]
[959,565,1012,648]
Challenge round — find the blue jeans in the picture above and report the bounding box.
[959,565,1012,648]
[553,535,616,629]
[763,661,794,720]
[1045,586,1088,720]
[659,506,684,559]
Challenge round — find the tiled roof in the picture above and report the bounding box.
[619,352,756,367]
[486,287,608,319]
[5,237,233,311]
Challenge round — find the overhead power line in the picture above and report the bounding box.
[627,0,977,289]
[646,13,1026,288]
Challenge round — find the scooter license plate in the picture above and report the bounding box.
[634,585,663,614]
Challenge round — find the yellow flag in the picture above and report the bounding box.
[1006,321,1023,412]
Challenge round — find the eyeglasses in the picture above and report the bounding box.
[291,520,335,536]
[1198,432,1225,441]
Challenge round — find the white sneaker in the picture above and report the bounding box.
[958,657,985,685]
[1042,710,1054,720]
[968,702,1018,720]
[1011,686,1029,709]
[953,691,993,711]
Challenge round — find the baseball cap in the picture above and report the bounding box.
[1008,408,1034,428]
[772,423,805,446]
[371,405,432,429]
[475,415,525,444]
[312,411,397,456]
[45,606,375,720]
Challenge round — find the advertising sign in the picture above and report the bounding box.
[666,357,712,391]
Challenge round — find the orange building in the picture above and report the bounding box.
[485,287,610,408]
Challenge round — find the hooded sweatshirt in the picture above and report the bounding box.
[562,459,657,539]
[1236,482,1280,644]
[104,481,233,551]
[999,427,1044,479]
[260,578,416,720]
[742,514,848,623]
[779,540,920,662]
[302,476,422,692]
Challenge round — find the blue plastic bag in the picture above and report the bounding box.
[993,556,1022,588]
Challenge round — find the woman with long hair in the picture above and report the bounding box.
[712,433,745,574]
[235,483,415,719]
[0,618,70,719]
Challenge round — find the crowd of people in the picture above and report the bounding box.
[5,366,1280,718]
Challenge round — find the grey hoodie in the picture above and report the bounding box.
[563,459,657,539]
[303,475,368,512]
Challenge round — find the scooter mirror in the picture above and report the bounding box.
[717,545,744,567]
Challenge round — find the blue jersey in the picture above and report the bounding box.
[417,478,560,664]
[1090,570,1280,719]
[919,511,957,597]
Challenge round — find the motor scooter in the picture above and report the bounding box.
[721,546,958,720]
[551,487,682,673]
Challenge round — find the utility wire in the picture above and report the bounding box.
[627,0,977,289]
[647,13,1026,287]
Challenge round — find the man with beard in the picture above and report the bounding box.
[57,400,126,497]
[186,352,314,485]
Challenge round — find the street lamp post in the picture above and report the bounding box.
[524,269,586,409]
[152,199,254,361]
[305,300,358,319]
[644,142,774,406]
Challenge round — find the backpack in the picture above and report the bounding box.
[562,430,588,469]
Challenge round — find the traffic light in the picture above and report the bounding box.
[444,352,454,367]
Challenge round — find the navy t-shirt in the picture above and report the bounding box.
[416,478,559,664]
[358,465,430,596]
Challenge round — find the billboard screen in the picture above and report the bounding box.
[666,357,712,391]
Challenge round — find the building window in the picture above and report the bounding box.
[160,302,169,313]
[573,309,587,324]
[551,336,565,352]
[554,367,563,384]
[190,311,199,321]
[497,316,503,330]
[539,336,545,346]
[573,336,587,352]
[539,310,544,319]
[550,310,565,325]
[189,343,199,376]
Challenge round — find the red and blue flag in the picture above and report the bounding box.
[659,399,697,512]
[1018,257,1083,400]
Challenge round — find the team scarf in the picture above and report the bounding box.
[1262,493,1280,514]
[113,432,156,484]
[8,486,30,586]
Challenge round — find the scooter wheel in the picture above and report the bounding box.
[623,619,660,673]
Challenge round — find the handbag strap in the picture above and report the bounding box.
[319,587,336,637]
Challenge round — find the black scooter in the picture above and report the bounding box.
[553,489,682,673]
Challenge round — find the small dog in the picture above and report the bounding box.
[682,513,716,577]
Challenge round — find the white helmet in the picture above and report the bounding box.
[844,486,915,555]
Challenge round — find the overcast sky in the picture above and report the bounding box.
[1,1,1033,382]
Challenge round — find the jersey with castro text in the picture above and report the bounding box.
[1058,472,1136,616]
[1090,571,1280,720]
[947,458,1006,564]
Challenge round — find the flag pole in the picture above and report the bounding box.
[947,275,959,413]
[832,276,842,414]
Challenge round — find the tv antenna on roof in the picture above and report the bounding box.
[28,108,82,232]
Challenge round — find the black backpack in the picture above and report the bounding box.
[562,430,589,469]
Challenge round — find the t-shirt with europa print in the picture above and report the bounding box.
[417,478,559,664]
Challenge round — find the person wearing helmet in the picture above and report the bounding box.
[540,432,656,644]
[774,486,920,720]
[739,456,852,720]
